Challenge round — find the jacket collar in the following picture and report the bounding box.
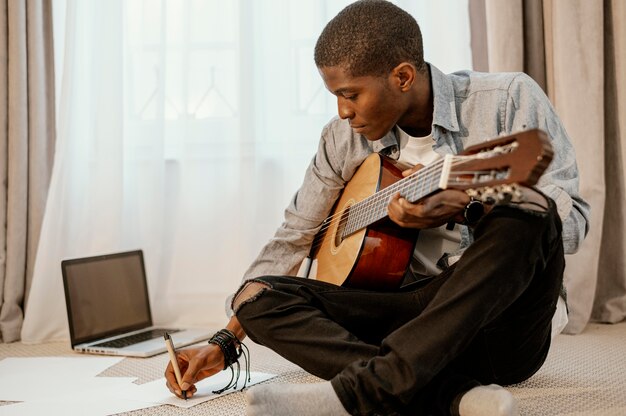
[429,63,460,133]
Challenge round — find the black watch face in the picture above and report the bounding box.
[465,200,484,224]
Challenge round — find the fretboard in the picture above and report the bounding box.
[342,156,452,237]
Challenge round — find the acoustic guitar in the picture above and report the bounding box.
[304,129,553,291]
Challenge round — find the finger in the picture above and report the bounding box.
[164,364,182,394]
[165,377,184,397]
[396,197,425,220]
[389,193,416,209]
[387,194,406,218]
[186,385,198,399]
[389,204,421,227]
[180,358,202,391]
[165,351,193,397]
[398,196,416,210]
[387,192,401,209]
[389,193,416,213]
[401,163,425,177]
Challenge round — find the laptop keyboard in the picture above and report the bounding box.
[93,328,180,348]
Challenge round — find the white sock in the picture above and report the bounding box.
[246,381,349,416]
[458,384,519,416]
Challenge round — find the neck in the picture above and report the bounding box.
[398,68,433,137]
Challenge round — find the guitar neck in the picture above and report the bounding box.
[342,156,452,237]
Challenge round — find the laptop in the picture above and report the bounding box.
[62,250,214,357]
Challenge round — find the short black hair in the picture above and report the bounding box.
[314,0,426,77]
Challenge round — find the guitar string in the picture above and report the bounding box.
[346,157,445,234]
[307,169,501,253]
[315,157,447,237]
[348,163,503,231]
[307,154,492,251]
[344,167,498,235]
[313,140,520,238]
[311,155,471,239]
[322,153,484,231]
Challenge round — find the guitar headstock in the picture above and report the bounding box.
[444,129,553,192]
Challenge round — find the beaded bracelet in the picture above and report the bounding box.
[208,329,251,394]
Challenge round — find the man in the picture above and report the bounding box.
[165,1,589,415]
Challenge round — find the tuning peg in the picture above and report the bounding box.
[480,187,498,205]
[466,189,479,199]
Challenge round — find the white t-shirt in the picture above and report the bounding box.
[396,126,461,276]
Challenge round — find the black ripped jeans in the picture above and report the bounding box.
[235,199,564,416]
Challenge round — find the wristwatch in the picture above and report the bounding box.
[463,198,485,225]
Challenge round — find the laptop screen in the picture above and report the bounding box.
[62,250,153,346]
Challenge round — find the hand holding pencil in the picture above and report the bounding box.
[164,335,227,399]
[164,333,188,400]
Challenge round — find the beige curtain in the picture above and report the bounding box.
[0,0,55,343]
[470,0,626,334]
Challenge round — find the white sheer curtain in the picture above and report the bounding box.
[21,0,471,343]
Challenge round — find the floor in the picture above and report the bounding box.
[1,321,625,415]
[509,321,626,415]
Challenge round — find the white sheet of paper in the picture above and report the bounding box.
[0,356,124,380]
[0,376,137,402]
[0,394,159,416]
[127,370,277,409]
[0,376,160,416]
[0,356,277,414]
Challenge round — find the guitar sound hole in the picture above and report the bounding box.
[334,208,350,247]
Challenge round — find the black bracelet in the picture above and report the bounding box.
[208,329,251,394]
[209,329,240,368]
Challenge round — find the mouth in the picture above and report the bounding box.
[350,124,366,133]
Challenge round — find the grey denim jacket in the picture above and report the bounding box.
[229,63,590,316]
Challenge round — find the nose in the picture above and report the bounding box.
[337,97,354,120]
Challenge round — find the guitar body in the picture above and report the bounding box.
[310,153,418,291]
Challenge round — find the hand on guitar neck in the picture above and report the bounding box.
[388,189,469,229]
[388,171,548,232]
[387,162,550,229]
[387,163,469,229]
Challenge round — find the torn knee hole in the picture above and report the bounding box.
[232,281,270,313]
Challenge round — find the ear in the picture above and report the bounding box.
[391,62,416,92]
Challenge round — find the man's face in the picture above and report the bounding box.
[319,65,405,141]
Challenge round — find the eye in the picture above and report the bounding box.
[343,94,357,101]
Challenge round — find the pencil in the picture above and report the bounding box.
[164,332,187,400]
